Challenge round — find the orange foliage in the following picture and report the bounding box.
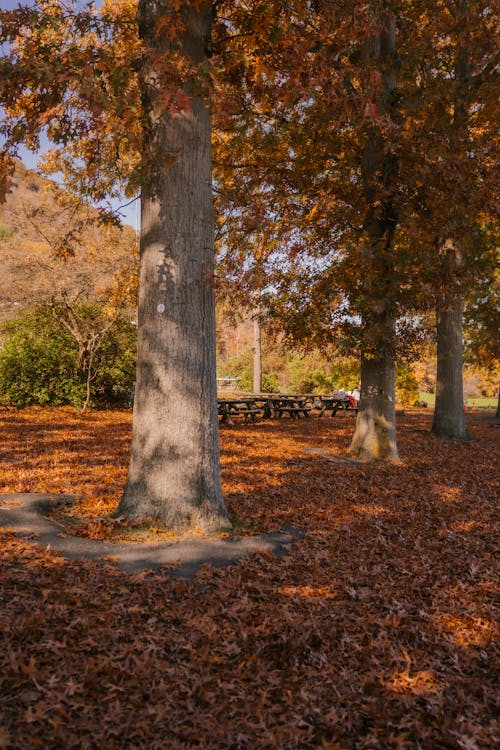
[0,407,498,748]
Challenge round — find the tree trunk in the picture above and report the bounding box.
[430,3,471,442]
[117,0,230,531]
[252,313,262,393]
[349,325,400,462]
[348,11,400,462]
[432,295,470,439]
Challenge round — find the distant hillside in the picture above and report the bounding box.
[0,161,138,321]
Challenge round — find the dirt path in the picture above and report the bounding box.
[0,493,298,576]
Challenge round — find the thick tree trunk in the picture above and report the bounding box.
[349,326,400,462]
[432,295,470,439]
[252,313,262,393]
[349,12,400,462]
[117,1,230,531]
[430,5,471,442]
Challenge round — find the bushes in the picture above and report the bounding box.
[286,353,360,394]
[396,363,420,405]
[218,348,360,394]
[0,310,82,406]
[217,347,422,405]
[0,306,419,408]
[0,304,136,408]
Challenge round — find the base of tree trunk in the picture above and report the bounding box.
[349,409,401,463]
[430,421,471,441]
[114,493,232,533]
[349,355,400,463]
[432,297,471,441]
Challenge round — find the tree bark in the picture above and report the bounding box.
[348,11,400,462]
[117,0,230,531]
[431,2,472,442]
[252,313,262,393]
[349,350,399,462]
[432,295,470,439]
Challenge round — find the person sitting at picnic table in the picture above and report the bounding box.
[347,393,358,409]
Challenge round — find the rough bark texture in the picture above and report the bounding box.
[350,346,400,462]
[432,296,470,440]
[252,314,262,394]
[117,0,230,530]
[348,12,400,462]
[431,4,472,442]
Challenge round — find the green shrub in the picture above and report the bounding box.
[0,310,82,406]
[396,363,420,405]
[0,304,136,408]
[0,223,12,241]
[218,347,362,395]
[286,353,360,394]
[217,351,253,391]
[261,372,281,393]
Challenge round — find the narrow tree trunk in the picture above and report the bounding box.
[432,295,470,439]
[252,313,262,393]
[117,0,230,531]
[349,324,400,462]
[496,387,500,419]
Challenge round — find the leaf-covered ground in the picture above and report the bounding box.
[0,407,498,749]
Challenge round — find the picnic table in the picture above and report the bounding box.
[217,398,263,424]
[218,393,360,425]
[316,395,358,416]
[254,394,312,419]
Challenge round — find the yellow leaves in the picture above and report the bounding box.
[432,612,498,648]
[386,668,442,697]
[100,0,137,22]
[37,149,61,175]
[306,204,319,222]
[36,106,62,127]
[0,153,15,204]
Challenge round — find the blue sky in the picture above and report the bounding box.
[1,1,34,9]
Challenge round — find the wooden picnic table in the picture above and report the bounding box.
[253,394,312,419]
[217,398,263,424]
[316,395,358,416]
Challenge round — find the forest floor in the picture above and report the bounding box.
[0,407,498,749]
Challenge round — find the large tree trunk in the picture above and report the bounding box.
[349,349,399,461]
[348,11,400,462]
[117,0,230,531]
[431,4,471,442]
[432,295,470,439]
